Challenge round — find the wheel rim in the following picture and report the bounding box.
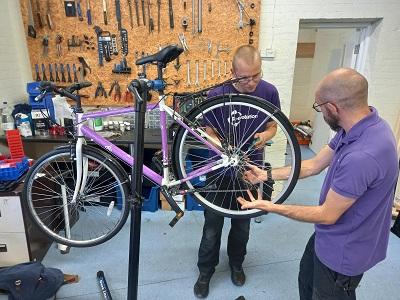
[175,97,300,217]
[25,150,128,246]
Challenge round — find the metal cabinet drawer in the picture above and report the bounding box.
[0,233,29,267]
[0,196,25,233]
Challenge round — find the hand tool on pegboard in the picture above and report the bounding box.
[36,0,45,28]
[115,0,129,55]
[86,0,92,25]
[42,36,49,57]
[203,60,207,82]
[46,0,53,29]
[41,63,47,81]
[191,0,195,34]
[128,0,134,29]
[94,26,112,66]
[168,0,174,29]
[174,55,181,71]
[35,64,41,81]
[64,0,77,17]
[111,34,119,55]
[197,0,202,33]
[55,34,63,56]
[102,0,108,25]
[147,0,154,33]
[95,82,107,98]
[78,57,91,76]
[73,64,79,82]
[157,0,161,32]
[55,63,60,82]
[77,0,84,21]
[27,0,36,38]
[49,63,54,81]
[112,57,132,74]
[186,60,191,86]
[141,0,146,25]
[66,64,72,82]
[109,81,121,101]
[134,0,140,26]
[60,63,66,82]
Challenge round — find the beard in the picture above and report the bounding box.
[323,109,341,132]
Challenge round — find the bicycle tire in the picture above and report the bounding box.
[172,94,301,218]
[22,145,130,247]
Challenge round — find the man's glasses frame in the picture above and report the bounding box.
[312,101,330,112]
[234,70,263,84]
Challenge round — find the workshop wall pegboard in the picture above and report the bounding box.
[20,0,261,106]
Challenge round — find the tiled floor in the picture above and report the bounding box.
[3,147,399,299]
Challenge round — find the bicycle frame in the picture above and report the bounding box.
[71,95,227,202]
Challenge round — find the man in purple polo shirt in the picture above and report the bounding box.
[194,45,281,299]
[238,68,398,299]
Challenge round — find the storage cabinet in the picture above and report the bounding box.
[0,184,52,267]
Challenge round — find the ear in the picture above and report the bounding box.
[327,102,339,114]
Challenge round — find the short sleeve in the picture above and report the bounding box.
[328,131,342,150]
[331,151,380,199]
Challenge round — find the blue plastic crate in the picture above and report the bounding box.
[0,157,29,181]
[27,82,55,122]
[142,186,159,212]
[186,194,204,211]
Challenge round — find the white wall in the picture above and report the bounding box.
[289,29,315,122]
[259,0,400,135]
[0,0,32,107]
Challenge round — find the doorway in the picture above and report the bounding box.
[289,21,372,154]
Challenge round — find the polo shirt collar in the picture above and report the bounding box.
[339,106,379,145]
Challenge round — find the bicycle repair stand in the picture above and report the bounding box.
[127,79,148,300]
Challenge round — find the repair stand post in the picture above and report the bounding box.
[127,81,148,299]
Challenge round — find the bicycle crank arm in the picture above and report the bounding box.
[160,187,184,227]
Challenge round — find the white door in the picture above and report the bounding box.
[310,26,370,153]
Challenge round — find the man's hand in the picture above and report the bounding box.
[243,164,268,184]
[237,190,274,210]
[253,131,272,149]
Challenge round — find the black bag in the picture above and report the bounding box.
[0,261,64,300]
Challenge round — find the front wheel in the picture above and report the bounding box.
[22,146,130,247]
[172,94,301,218]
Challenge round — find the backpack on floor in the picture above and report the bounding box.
[0,261,64,300]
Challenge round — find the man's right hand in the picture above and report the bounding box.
[244,164,268,184]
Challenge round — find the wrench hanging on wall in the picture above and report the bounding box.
[134,0,140,26]
[115,0,129,55]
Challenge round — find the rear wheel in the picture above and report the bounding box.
[172,94,301,218]
[23,146,130,247]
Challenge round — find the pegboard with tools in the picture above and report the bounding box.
[20,0,260,106]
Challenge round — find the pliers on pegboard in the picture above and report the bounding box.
[108,80,121,101]
[95,81,107,98]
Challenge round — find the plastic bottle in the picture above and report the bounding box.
[1,102,14,134]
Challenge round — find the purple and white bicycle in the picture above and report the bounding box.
[23,46,301,247]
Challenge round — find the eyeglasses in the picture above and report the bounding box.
[312,100,330,112]
[234,70,263,84]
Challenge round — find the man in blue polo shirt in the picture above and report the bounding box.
[238,68,398,299]
[193,45,281,299]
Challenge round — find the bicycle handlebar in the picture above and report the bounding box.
[35,81,92,102]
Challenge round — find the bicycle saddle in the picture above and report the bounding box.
[136,45,183,66]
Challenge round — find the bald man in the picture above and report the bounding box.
[194,45,281,298]
[238,68,398,299]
